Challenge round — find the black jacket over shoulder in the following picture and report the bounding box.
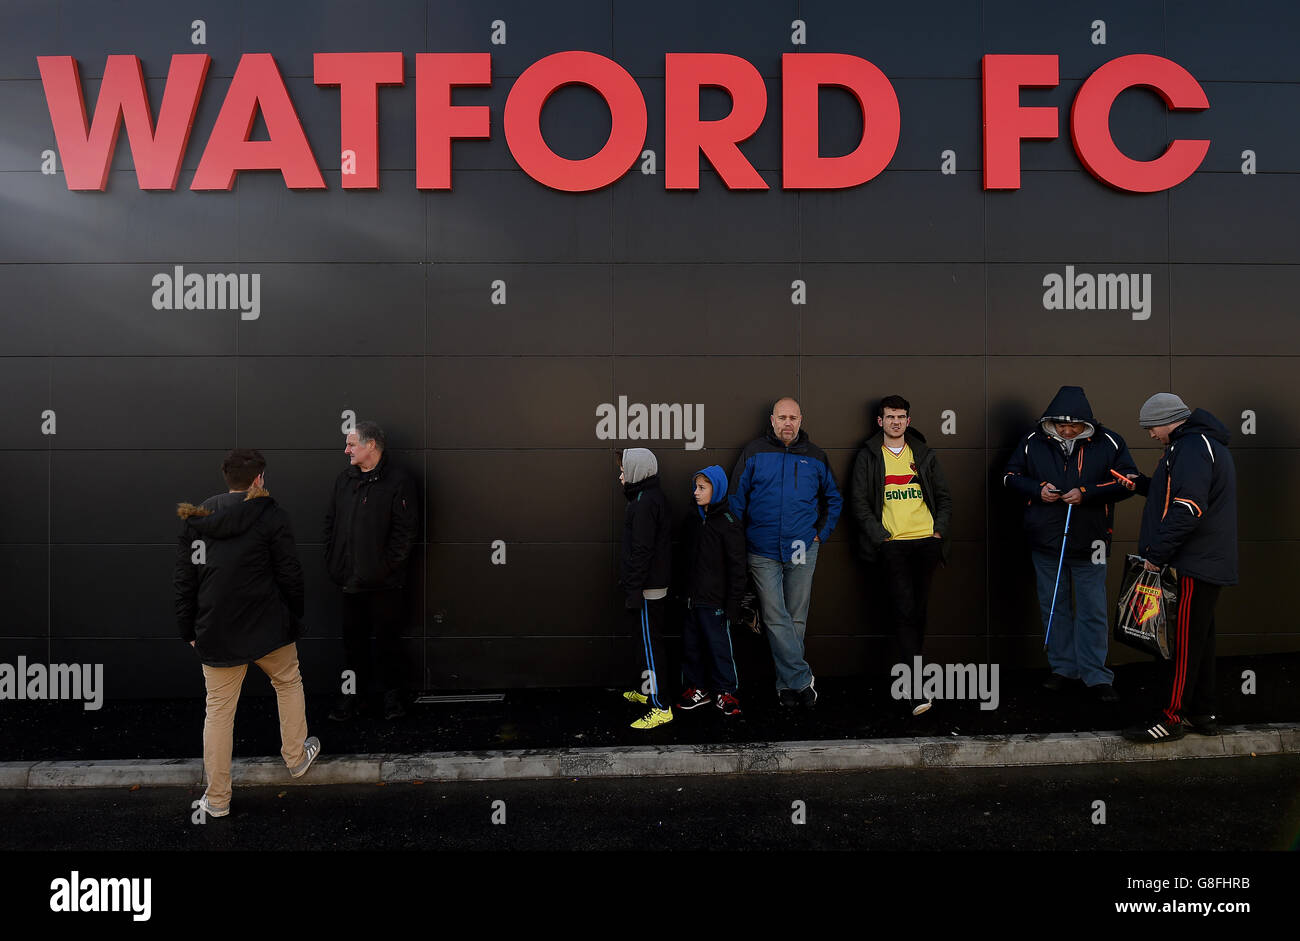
[850,427,953,564]
[1136,409,1238,585]
[620,474,671,607]
[324,451,420,592]
[174,487,305,667]
[1002,386,1138,559]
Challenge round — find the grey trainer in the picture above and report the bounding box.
[289,736,321,778]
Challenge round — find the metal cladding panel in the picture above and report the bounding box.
[2,1,1297,698]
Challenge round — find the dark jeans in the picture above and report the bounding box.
[682,602,739,695]
[341,588,407,698]
[624,597,669,711]
[880,537,943,668]
[1160,575,1221,723]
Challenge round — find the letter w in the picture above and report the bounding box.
[37,54,211,190]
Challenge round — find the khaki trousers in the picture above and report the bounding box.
[201,642,308,808]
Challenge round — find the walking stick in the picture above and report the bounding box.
[1043,503,1074,650]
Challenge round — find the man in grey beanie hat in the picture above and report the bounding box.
[1123,395,1237,744]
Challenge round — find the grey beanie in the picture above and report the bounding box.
[620,448,658,484]
[1139,393,1192,428]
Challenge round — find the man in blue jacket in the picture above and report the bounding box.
[1003,386,1138,702]
[730,397,842,707]
[1124,394,1238,743]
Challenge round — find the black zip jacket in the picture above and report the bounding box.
[174,487,305,667]
[324,451,420,592]
[685,496,748,623]
[1003,387,1138,559]
[850,427,953,564]
[620,474,671,608]
[1136,409,1238,585]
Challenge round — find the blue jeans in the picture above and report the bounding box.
[1032,550,1113,687]
[748,542,819,690]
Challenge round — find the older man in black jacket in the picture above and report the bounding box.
[175,448,320,819]
[1124,395,1238,743]
[325,420,420,721]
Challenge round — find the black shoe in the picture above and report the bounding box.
[798,679,818,708]
[778,688,799,708]
[1122,716,1186,743]
[383,689,407,720]
[1090,683,1120,703]
[716,693,742,716]
[1186,714,1222,735]
[329,693,359,722]
[1042,672,1073,691]
[676,687,714,711]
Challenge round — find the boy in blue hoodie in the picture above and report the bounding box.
[617,448,674,730]
[677,465,748,716]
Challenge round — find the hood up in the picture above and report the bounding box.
[1039,385,1097,452]
[692,464,729,518]
[621,448,658,485]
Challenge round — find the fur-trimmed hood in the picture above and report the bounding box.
[177,486,275,539]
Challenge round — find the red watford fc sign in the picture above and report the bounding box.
[37,51,1209,194]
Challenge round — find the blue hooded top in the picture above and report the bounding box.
[694,465,728,518]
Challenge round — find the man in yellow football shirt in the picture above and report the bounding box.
[850,395,953,715]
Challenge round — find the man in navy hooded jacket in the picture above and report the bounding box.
[1123,394,1237,744]
[1003,386,1138,701]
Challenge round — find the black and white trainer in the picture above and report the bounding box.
[1122,717,1187,743]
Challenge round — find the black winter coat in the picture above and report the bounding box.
[1136,409,1238,585]
[850,427,953,564]
[620,474,671,607]
[174,487,305,667]
[1003,387,1138,559]
[324,451,420,592]
[684,497,747,623]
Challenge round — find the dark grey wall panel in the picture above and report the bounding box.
[0,0,58,79]
[803,0,983,79]
[614,263,798,355]
[0,265,239,356]
[237,355,425,450]
[426,543,614,638]
[431,264,612,355]
[238,264,424,355]
[0,358,50,449]
[58,0,242,80]
[1170,174,1300,264]
[51,638,203,699]
[428,356,612,448]
[614,1,797,79]
[433,0,614,77]
[800,172,983,262]
[51,450,229,544]
[1171,266,1300,356]
[987,263,1170,355]
[238,172,425,262]
[886,79,981,173]
[0,451,50,544]
[987,172,1168,263]
[244,0,424,78]
[1165,0,1300,82]
[428,171,613,262]
[0,79,56,170]
[0,547,48,632]
[615,170,798,263]
[428,450,611,543]
[1195,83,1300,174]
[1169,358,1297,449]
[1234,451,1300,542]
[0,171,239,262]
[51,356,235,449]
[51,546,174,638]
[801,263,985,355]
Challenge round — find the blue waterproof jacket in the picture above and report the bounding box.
[729,429,842,562]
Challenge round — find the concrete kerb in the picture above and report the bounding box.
[6,724,1298,789]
